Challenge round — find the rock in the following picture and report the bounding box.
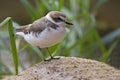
[3,57,120,80]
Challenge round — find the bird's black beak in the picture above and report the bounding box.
[65,21,73,25]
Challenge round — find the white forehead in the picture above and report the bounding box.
[45,13,55,23]
[46,12,66,23]
[45,13,66,26]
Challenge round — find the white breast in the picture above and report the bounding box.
[24,26,66,48]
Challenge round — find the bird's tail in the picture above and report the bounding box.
[16,31,25,37]
[15,25,27,37]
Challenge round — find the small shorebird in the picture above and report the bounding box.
[16,11,73,60]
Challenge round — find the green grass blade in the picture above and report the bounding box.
[94,29,107,54]
[20,0,37,21]
[8,17,18,75]
[100,40,118,62]
[41,0,51,10]
[58,0,64,11]
[93,0,107,12]
[0,17,19,75]
[0,17,11,27]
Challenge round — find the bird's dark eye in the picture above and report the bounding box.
[53,17,63,22]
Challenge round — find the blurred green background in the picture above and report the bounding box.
[0,0,120,78]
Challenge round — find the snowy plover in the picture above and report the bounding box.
[16,11,73,60]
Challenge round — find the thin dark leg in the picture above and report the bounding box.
[46,48,60,60]
[46,48,54,59]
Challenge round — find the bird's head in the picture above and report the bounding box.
[46,11,73,26]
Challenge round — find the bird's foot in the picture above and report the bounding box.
[51,56,60,59]
[44,56,60,61]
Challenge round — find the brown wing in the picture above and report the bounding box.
[29,17,47,33]
[31,17,59,32]
[16,17,59,34]
[16,17,47,34]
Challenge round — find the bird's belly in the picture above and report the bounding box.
[24,27,66,48]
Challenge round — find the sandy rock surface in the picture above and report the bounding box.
[3,57,120,80]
